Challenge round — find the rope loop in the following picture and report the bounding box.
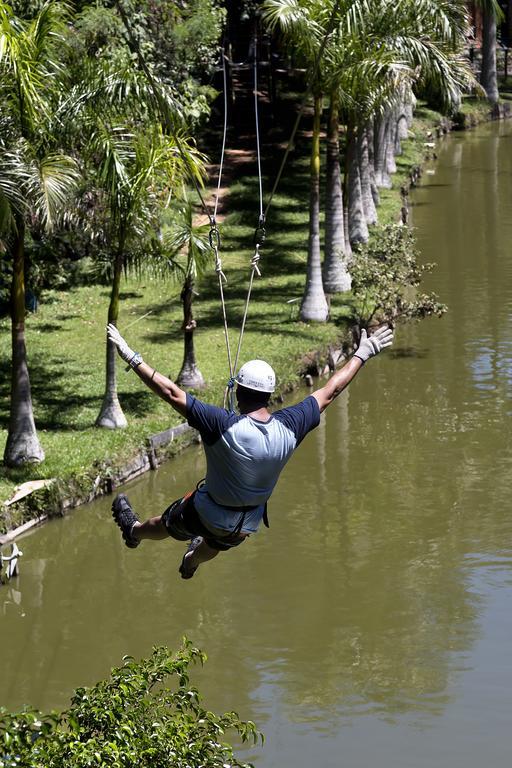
[214,250,227,284]
[251,245,262,276]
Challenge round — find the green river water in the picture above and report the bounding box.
[1,120,512,767]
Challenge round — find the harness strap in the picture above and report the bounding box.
[195,479,270,533]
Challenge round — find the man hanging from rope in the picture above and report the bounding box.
[107,322,393,579]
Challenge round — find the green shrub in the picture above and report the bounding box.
[350,224,447,328]
[0,642,261,768]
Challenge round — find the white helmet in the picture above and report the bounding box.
[235,359,276,393]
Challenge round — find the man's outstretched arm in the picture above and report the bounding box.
[312,326,394,413]
[106,324,187,417]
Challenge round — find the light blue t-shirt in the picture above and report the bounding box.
[186,394,320,534]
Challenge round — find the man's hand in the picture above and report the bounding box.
[353,325,394,364]
[106,323,141,367]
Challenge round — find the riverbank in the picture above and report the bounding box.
[0,95,509,539]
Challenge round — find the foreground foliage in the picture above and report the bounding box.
[0,642,261,768]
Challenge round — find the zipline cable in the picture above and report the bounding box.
[228,31,265,403]
[115,1,237,390]
[117,14,266,410]
[253,36,265,227]
[210,48,236,390]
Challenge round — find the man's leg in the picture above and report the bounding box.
[112,492,197,549]
[132,516,168,541]
[112,494,178,546]
[179,533,248,579]
[183,539,219,569]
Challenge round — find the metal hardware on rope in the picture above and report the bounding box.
[253,212,266,246]
[209,223,221,250]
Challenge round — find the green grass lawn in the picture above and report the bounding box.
[0,97,488,525]
[0,147,352,512]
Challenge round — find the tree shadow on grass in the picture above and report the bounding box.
[55,313,81,322]
[119,291,144,300]
[0,353,158,431]
[117,390,156,418]
[33,323,64,333]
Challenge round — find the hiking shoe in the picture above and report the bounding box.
[179,536,203,579]
[112,494,140,548]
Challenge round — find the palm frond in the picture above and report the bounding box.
[0,188,15,236]
[162,203,212,280]
[0,1,70,136]
[28,153,81,230]
[89,122,135,199]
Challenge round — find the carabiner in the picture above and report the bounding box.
[253,214,266,247]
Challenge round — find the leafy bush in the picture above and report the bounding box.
[350,224,447,329]
[0,642,261,768]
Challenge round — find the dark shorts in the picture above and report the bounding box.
[161,491,249,552]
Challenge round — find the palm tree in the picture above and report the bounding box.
[300,92,330,321]
[263,0,330,322]
[338,0,476,235]
[164,203,212,389]
[265,0,476,305]
[477,0,504,105]
[91,126,206,428]
[60,40,208,427]
[322,90,351,294]
[0,1,80,467]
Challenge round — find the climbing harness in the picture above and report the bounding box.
[196,479,270,535]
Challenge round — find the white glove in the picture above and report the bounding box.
[354,325,394,363]
[106,323,143,368]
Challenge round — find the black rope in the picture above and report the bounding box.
[253,28,265,246]
[212,49,229,226]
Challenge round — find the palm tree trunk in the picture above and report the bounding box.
[373,114,392,189]
[366,121,380,207]
[480,9,499,105]
[4,215,45,466]
[322,91,351,294]
[177,273,205,388]
[347,123,369,245]
[386,112,397,175]
[96,242,127,428]
[300,94,328,322]
[358,124,378,226]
